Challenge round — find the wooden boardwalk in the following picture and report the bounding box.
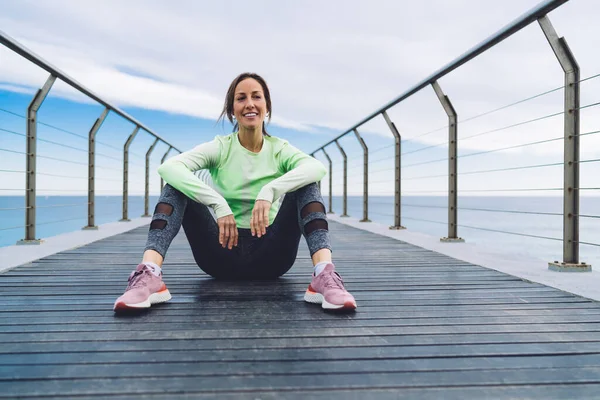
[2,221,600,399]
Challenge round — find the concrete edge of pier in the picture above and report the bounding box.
[0,218,151,274]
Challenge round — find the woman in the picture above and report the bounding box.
[114,72,357,313]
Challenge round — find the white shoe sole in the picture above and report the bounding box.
[114,289,172,311]
[304,291,356,310]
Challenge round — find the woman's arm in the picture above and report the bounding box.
[158,139,233,219]
[256,141,327,203]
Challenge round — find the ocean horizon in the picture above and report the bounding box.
[1,194,599,268]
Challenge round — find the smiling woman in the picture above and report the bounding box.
[113,72,358,313]
[218,72,272,138]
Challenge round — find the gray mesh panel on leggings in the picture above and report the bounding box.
[144,184,188,258]
[293,183,331,256]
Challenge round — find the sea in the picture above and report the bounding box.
[1,195,599,268]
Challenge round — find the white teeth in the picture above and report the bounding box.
[244,113,257,117]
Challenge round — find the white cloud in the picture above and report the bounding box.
[0,83,35,95]
[1,0,599,156]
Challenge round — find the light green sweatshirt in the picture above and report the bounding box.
[157,132,327,228]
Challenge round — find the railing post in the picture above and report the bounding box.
[353,129,370,222]
[83,107,109,230]
[311,153,322,193]
[160,146,172,190]
[17,74,56,245]
[382,111,405,230]
[120,126,140,222]
[334,140,349,217]
[432,81,464,243]
[321,148,334,214]
[142,138,160,217]
[539,16,589,271]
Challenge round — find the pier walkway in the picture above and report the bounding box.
[2,220,600,399]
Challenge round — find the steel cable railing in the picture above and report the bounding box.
[373,79,568,156]
[1,106,131,154]
[0,127,24,137]
[402,157,448,169]
[0,225,25,232]
[0,30,183,245]
[0,125,140,168]
[458,136,564,160]
[398,109,565,158]
[455,224,562,242]
[0,148,26,156]
[313,1,600,269]
[458,161,564,177]
[348,111,572,173]
[577,241,600,248]
[0,206,27,211]
[404,203,562,217]
[369,211,565,243]
[337,84,600,214]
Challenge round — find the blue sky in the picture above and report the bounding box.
[1,0,600,197]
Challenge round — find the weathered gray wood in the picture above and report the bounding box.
[3,332,600,354]
[1,221,600,399]
[4,307,600,324]
[3,353,600,380]
[9,385,600,400]
[3,367,600,397]
[4,315,600,334]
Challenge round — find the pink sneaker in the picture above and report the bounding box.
[113,264,171,312]
[304,264,357,310]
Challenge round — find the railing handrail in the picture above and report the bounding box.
[312,0,568,151]
[309,0,591,271]
[0,29,182,153]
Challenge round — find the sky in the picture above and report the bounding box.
[1,0,600,198]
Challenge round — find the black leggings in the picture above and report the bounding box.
[144,183,331,280]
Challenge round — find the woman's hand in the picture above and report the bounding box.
[217,214,238,249]
[251,200,272,238]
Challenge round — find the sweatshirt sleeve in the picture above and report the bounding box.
[157,139,233,218]
[256,140,327,203]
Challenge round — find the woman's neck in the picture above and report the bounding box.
[238,126,264,153]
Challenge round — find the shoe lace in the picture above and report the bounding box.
[127,268,151,289]
[322,271,345,290]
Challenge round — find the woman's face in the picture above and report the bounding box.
[233,78,268,131]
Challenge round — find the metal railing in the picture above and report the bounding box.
[0,29,182,244]
[310,0,596,272]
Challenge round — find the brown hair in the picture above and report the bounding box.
[217,72,272,136]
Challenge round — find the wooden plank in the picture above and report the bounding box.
[3,306,600,323]
[2,332,600,354]
[4,322,600,344]
[2,354,600,380]
[0,301,596,313]
[8,385,598,400]
[1,221,600,398]
[3,315,600,333]
[3,368,600,397]
[5,342,600,366]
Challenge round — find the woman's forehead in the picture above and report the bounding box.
[235,78,263,93]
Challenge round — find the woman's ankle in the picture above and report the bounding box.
[142,249,164,268]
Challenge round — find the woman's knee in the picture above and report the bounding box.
[292,182,322,204]
[149,185,187,231]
